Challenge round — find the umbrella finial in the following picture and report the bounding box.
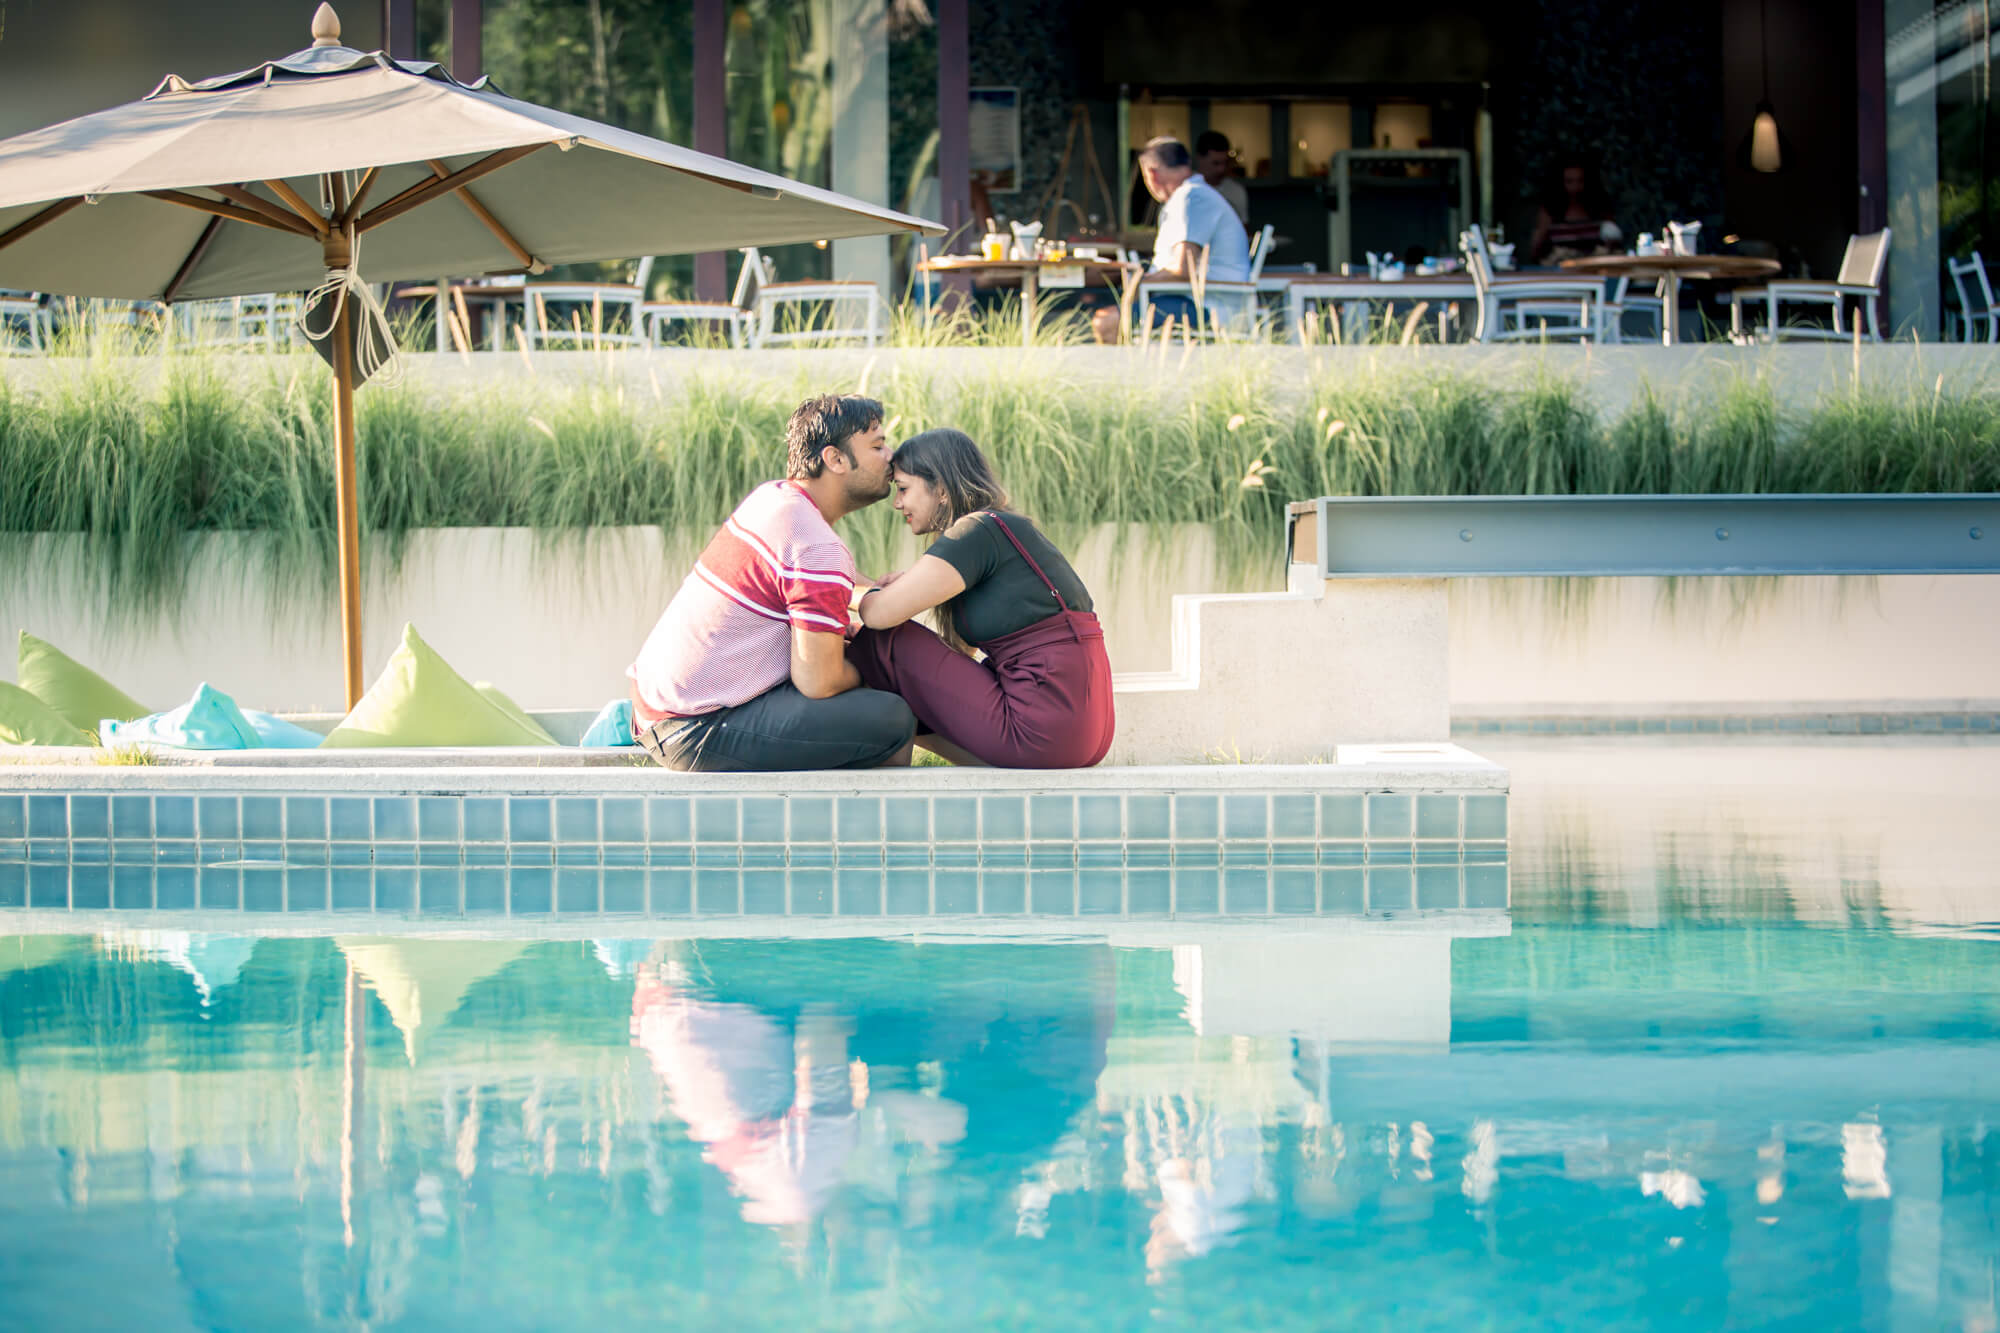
[311,3,343,47]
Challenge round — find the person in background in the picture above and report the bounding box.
[1530,159,1622,263]
[1092,137,1252,343]
[1195,130,1251,225]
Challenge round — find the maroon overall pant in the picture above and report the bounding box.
[848,612,1115,768]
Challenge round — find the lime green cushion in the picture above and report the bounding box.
[17,632,149,732]
[321,624,558,748]
[474,682,559,746]
[0,680,92,746]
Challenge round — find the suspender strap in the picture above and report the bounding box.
[983,512,1070,613]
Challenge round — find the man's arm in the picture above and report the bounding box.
[791,627,861,700]
[1149,241,1205,281]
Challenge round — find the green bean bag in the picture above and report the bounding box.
[321,624,558,748]
[17,632,149,732]
[0,680,92,747]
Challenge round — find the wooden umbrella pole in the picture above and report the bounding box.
[325,224,366,708]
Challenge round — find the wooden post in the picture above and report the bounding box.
[327,226,366,709]
[693,0,729,301]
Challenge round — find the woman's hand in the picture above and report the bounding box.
[857,555,967,631]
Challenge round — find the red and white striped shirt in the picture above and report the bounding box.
[629,481,856,722]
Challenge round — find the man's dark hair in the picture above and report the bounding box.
[1139,136,1192,171]
[1194,130,1231,157]
[785,394,885,480]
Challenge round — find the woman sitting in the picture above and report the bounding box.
[846,429,1115,768]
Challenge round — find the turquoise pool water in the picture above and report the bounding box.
[1,741,1996,1331]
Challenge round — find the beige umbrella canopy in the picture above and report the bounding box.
[336,937,530,1063]
[0,4,942,705]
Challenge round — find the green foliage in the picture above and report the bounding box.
[3,348,1998,620]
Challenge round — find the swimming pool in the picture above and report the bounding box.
[1,740,1994,1330]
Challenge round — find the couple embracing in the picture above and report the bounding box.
[627,394,1115,771]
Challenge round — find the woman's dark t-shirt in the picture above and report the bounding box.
[922,511,1092,645]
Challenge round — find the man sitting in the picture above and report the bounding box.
[628,394,916,771]
[1094,136,1253,344]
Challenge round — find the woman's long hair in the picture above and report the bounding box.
[891,428,1011,653]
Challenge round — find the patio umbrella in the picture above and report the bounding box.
[0,4,941,706]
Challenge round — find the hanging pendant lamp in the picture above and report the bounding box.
[1740,0,1790,173]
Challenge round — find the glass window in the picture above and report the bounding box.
[725,0,833,283]
[1207,102,1272,179]
[1289,100,1352,179]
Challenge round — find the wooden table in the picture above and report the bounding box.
[918,255,1138,346]
[1558,254,1779,345]
[1284,275,1480,344]
[394,281,528,352]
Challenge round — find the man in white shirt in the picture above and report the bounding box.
[1195,130,1252,225]
[1093,137,1253,343]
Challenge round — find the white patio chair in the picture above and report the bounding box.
[1460,225,1604,342]
[1,291,53,354]
[1134,224,1273,342]
[1596,276,1665,344]
[527,280,647,349]
[730,247,881,348]
[1947,252,1998,344]
[1728,228,1890,343]
[643,251,754,348]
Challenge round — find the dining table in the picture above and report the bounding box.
[1284,274,1481,344]
[394,279,529,352]
[917,254,1139,346]
[1558,253,1781,345]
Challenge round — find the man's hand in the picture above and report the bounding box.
[791,626,861,699]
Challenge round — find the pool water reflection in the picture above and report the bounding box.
[2,741,1997,1331]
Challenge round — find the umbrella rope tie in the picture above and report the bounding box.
[299,238,403,388]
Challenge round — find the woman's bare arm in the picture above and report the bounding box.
[856,554,967,630]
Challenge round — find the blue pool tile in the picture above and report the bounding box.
[419,844,461,866]
[931,798,978,841]
[72,797,110,839]
[29,840,66,863]
[886,869,931,914]
[199,866,241,909]
[1125,844,1172,868]
[28,864,68,907]
[884,797,929,843]
[603,868,646,914]
[372,797,416,842]
[1126,869,1171,914]
[934,870,978,914]
[242,841,284,863]
[1078,844,1127,867]
[1417,866,1462,909]
[1464,864,1509,909]
[1173,794,1219,840]
[419,867,462,912]
[157,841,197,865]
[1174,868,1219,914]
[837,869,883,915]
[330,842,373,866]
[1416,842,1463,865]
[1463,795,1508,841]
[788,797,832,843]
[155,796,196,840]
[373,869,414,911]
[1320,843,1366,866]
[1224,794,1268,840]
[740,797,786,843]
[742,845,787,868]
[788,845,833,868]
[71,842,110,864]
[648,868,692,915]
[1415,795,1461,840]
[1222,842,1269,867]
[1272,844,1317,867]
[980,796,1025,841]
[419,797,461,842]
[1320,795,1364,839]
[1029,845,1074,869]
[244,869,285,912]
[286,797,328,841]
[885,845,932,867]
[1029,795,1073,840]
[1367,866,1414,911]
[979,843,1025,868]
[693,845,740,868]
[695,868,740,913]
[290,843,330,866]
[110,796,152,839]
[648,797,692,842]
[1273,869,1317,914]
[155,867,196,910]
[838,797,882,842]
[1369,843,1415,866]
[1173,843,1219,868]
[199,840,244,864]
[70,865,110,909]
[557,798,598,843]
[1368,794,1412,840]
[695,797,738,842]
[556,844,601,867]
[113,865,152,909]
[373,844,418,867]
[0,795,23,840]
[509,867,552,914]
[241,797,283,841]
[789,868,832,914]
[739,868,785,914]
[1320,868,1365,914]
[1030,869,1076,915]
[598,799,642,844]
[1224,867,1270,913]
[558,868,602,912]
[464,845,505,867]
[28,795,67,839]
[1079,869,1123,914]
[835,845,882,868]
[509,798,552,843]
[1271,794,1316,840]
[327,798,371,842]
[1077,794,1122,841]
[982,871,1025,914]
[288,868,330,912]
[464,869,507,914]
